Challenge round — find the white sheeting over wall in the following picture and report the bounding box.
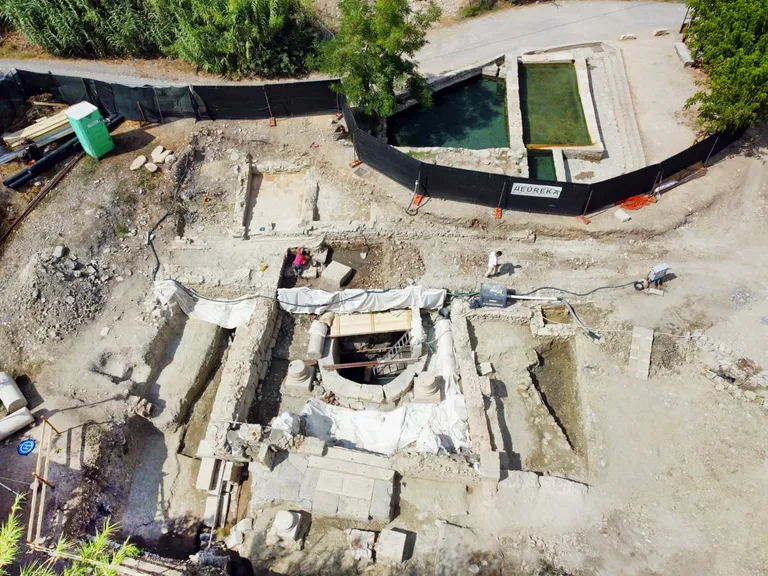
[277,286,446,315]
[301,317,468,455]
[154,280,256,329]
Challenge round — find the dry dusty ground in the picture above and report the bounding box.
[0,88,767,576]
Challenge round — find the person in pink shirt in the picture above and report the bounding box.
[291,248,309,276]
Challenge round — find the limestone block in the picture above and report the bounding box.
[320,261,354,288]
[376,529,408,563]
[654,28,670,36]
[369,479,394,521]
[477,362,493,376]
[674,42,694,67]
[619,33,637,40]
[312,490,340,516]
[307,456,396,482]
[338,496,370,522]
[325,447,390,469]
[298,436,326,456]
[382,371,415,402]
[480,450,501,482]
[357,383,385,403]
[196,457,218,490]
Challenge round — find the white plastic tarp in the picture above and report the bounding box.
[154,280,256,329]
[301,316,468,456]
[277,285,446,315]
[302,395,468,456]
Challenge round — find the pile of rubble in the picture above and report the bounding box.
[18,245,123,341]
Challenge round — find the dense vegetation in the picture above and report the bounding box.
[0,0,318,77]
[319,0,440,117]
[685,0,768,132]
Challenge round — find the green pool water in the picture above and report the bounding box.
[528,150,557,180]
[519,63,591,146]
[387,77,509,150]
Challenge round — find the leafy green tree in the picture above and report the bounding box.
[0,494,139,576]
[319,0,441,117]
[684,0,768,132]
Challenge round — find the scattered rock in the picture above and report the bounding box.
[145,162,158,173]
[53,245,67,259]
[653,28,670,36]
[619,33,637,40]
[164,154,177,165]
[150,145,165,163]
[130,156,147,171]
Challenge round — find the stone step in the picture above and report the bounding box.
[604,44,646,170]
[602,52,637,173]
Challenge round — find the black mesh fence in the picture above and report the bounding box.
[0,72,26,133]
[113,84,161,122]
[355,129,421,189]
[1,68,745,216]
[585,163,661,212]
[420,163,591,215]
[154,86,196,119]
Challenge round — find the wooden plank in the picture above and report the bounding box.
[628,326,654,380]
[329,310,412,337]
[3,109,72,147]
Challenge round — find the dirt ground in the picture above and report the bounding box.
[0,48,768,576]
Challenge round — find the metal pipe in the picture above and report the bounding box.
[507,294,561,301]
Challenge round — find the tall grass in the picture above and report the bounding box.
[0,0,317,76]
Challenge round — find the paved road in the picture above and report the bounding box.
[419,1,687,74]
[0,1,687,85]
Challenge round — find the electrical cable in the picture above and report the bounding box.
[513,280,642,297]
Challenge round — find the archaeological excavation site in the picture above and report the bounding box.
[1,8,767,575]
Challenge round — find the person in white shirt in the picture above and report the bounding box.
[486,250,502,277]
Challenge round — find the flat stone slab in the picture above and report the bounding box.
[628,326,654,380]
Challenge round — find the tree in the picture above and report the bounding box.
[684,0,768,132]
[319,0,441,117]
[0,494,140,576]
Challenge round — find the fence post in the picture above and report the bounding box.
[188,87,201,122]
[582,187,594,215]
[154,88,164,124]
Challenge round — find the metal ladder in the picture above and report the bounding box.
[373,332,411,376]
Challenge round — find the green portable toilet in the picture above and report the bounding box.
[65,102,115,159]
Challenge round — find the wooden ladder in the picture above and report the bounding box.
[373,332,411,376]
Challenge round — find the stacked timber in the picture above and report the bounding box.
[2,108,75,150]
